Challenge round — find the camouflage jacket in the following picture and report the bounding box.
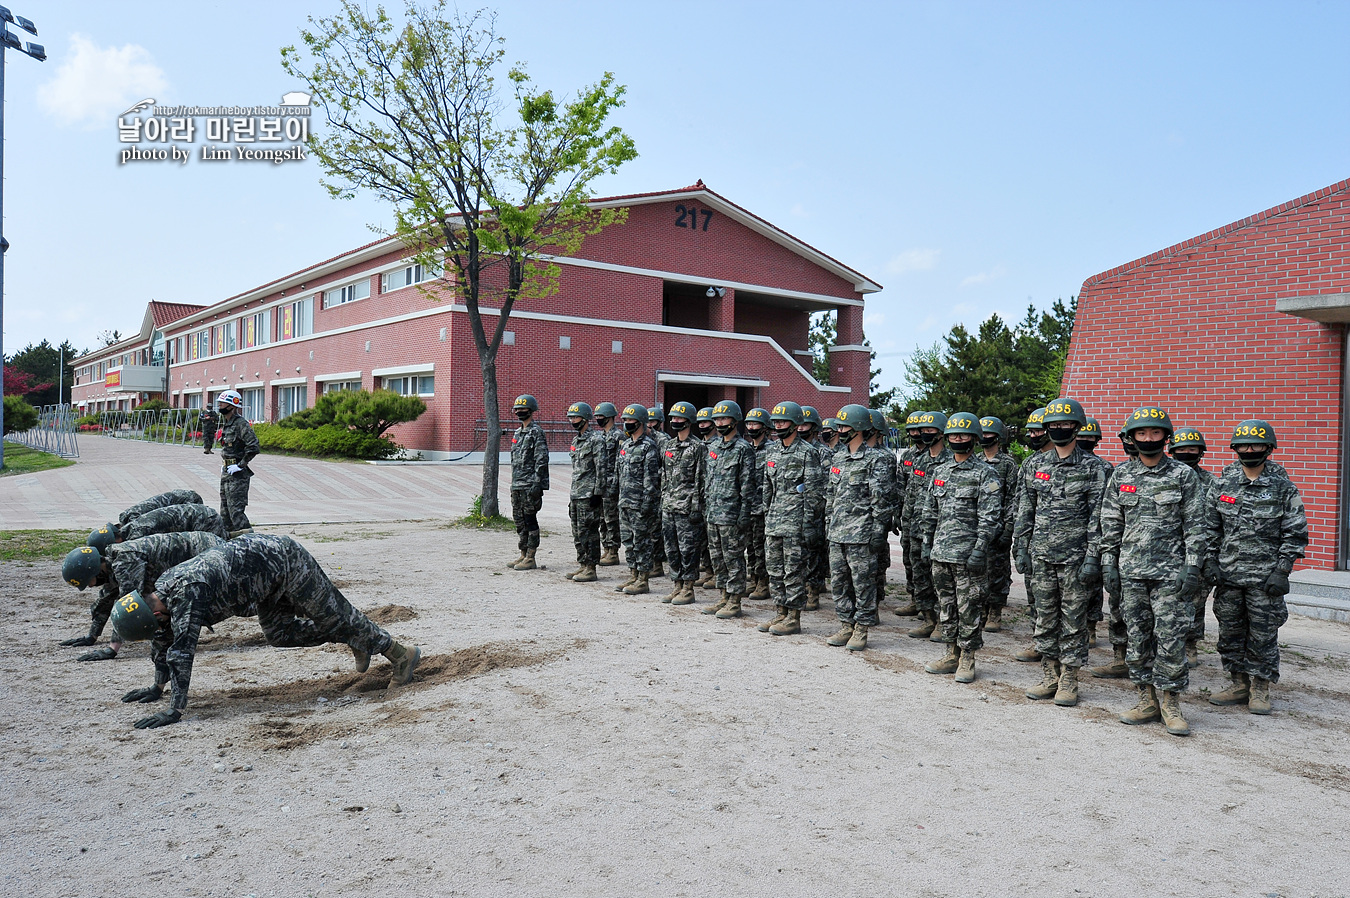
[509,421,550,492]
[1222,458,1289,481]
[660,435,707,516]
[704,434,759,525]
[904,445,953,531]
[1182,461,1217,500]
[868,445,900,532]
[826,444,888,544]
[763,436,826,538]
[598,427,624,498]
[1205,467,1309,587]
[981,450,1020,543]
[123,503,230,542]
[108,531,226,602]
[1099,456,1207,579]
[568,429,605,500]
[897,445,924,496]
[922,454,1002,563]
[118,489,204,526]
[617,433,661,515]
[219,413,260,473]
[1012,445,1107,564]
[748,438,770,515]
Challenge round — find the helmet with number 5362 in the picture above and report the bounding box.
[1230,419,1277,449]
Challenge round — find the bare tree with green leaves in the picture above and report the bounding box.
[282,1,636,515]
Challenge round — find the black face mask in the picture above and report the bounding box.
[1076,438,1099,453]
[514,409,532,421]
[820,430,836,442]
[696,423,713,436]
[1237,446,1272,467]
[670,420,690,435]
[624,420,640,434]
[1171,450,1203,465]
[570,419,586,433]
[1047,425,1077,447]
[908,432,924,448]
[595,416,610,429]
[1133,437,1167,456]
[1024,432,1049,450]
[920,431,941,446]
[773,424,795,440]
[836,428,856,443]
[947,437,974,454]
[744,425,765,440]
[715,423,735,436]
[979,433,1000,447]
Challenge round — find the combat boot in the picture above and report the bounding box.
[1119,684,1160,726]
[1159,690,1190,736]
[624,572,651,595]
[351,644,370,673]
[1185,638,1199,668]
[1088,621,1098,647]
[758,605,789,633]
[513,548,538,570]
[1054,666,1079,706]
[955,650,977,684]
[651,560,666,579]
[1013,644,1043,663]
[598,548,621,566]
[924,644,959,675]
[907,610,938,639]
[696,570,716,588]
[1089,645,1129,679]
[572,565,598,583]
[770,608,802,636]
[845,624,869,652]
[1248,677,1272,715]
[894,599,918,617]
[661,580,683,603]
[615,569,638,593]
[748,577,770,601]
[383,642,422,687]
[1208,671,1250,706]
[1026,657,1061,700]
[985,606,1003,632]
[826,621,854,646]
[805,583,820,611]
[671,581,696,605]
[564,565,585,580]
[701,590,729,615]
[507,550,526,569]
[715,593,743,619]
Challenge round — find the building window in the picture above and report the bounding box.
[242,310,271,348]
[612,340,622,354]
[186,393,203,410]
[323,380,361,394]
[384,374,434,396]
[276,384,308,420]
[241,388,264,422]
[381,262,440,293]
[280,298,314,340]
[324,279,371,309]
[503,331,515,346]
[559,336,571,350]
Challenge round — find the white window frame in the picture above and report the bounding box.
[275,384,308,420]
[380,261,440,293]
[323,380,362,394]
[383,374,434,397]
[324,278,371,309]
[240,387,265,422]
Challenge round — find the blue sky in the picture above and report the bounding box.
[4,1,1347,394]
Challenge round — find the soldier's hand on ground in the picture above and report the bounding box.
[77,647,118,662]
[1202,555,1221,585]
[1103,556,1121,597]
[1264,569,1291,597]
[225,464,243,475]
[1079,556,1102,589]
[133,709,182,729]
[967,544,988,575]
[1014,547,1031,575]
[1178,564,1202,599]
[121,685,164,704]
[59,635,97,647]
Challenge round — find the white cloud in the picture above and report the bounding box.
[959,264,1007,287]
[37,34,168,128]
[886,248,940,275]
[864,311,886,327]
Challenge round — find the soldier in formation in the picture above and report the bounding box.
[701,401,759,619]
[506,394,550,571]
[658,402,706,605]
[823,404,888,652]
[757,402,825,636]
[1077,418,1129,678]
[593,402,623,567]
[1168,427,1217,666]
[743,407,771,601]
[904,412,951,639]
[564,402,604,582]
[979,416,1019,632]
[614,405,662,596]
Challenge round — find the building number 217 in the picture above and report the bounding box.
[675,204,714,232]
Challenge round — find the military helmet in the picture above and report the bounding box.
[710,400,743,422]
[87,523,118,552]
[1042,398,1087,427]
[1124,406,1175,438]
[668,401,698,422]
[216,389,243,410]
[647,406,665,424]
[980,416,1006,439]
[62,546,103,591]
[566,401,593,420]
[834,404,871,430]
[821,417,839,432]
[867,409,887,433]
[1026,407,1048,429]
[1230,419,1277,449]
[944,412,982,437]
[1079,417,1102,439]
[801,406,821,426]
[744,407,769,426]
[621,403,649,425]
[915,410,948,431]
[905,410,924,430]
[696,407,713,423]
[110,590,158,642]
[769,401,804,426]
[593,401,618,419]
[1170,427,1208,450]
[512,394,539,413]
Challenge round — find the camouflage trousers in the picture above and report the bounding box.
[255,552,394,657]
[708,522,748,595]
[932,560,988,652]
[219,473,252,531]
[766,534,810,611]
[569,499,602,566]
[601,495,621,552]
[1213,585,1288,684]
[1092,583,1128,647]
[661,510,703,582]
[1191,585,1214,641]
[619,507,658,574]
[1122,577,1191,692]
[987,541,1011,611]
[806,525,828,590]
[830,541,879,627]
[510,488,543,553]
[1029,562,1092,668]
[747,514,767,583]
[875,538,891,601]
[900,527,914,591]
[906,531,938,613]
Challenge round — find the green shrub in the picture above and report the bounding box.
[280,389,425,436]
[75,413,101,427]
[2,395,38,435]
[254,422,399,459]
[137,398,170,412]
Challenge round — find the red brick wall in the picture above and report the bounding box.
[734,300,810,352]
[1063,181,1350,570]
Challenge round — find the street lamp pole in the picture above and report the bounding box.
[0,6,44,470]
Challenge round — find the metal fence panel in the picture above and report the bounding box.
[8,403,80,458]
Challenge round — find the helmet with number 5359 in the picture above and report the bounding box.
[1124,406,1174,438]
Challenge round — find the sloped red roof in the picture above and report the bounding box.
[148,300,208,328]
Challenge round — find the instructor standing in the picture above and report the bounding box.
[215,390,260,536]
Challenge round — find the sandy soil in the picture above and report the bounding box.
[5,521,1350,897]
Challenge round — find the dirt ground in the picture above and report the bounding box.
[5,521,1350,897]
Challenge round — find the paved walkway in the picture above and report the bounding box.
[0,435,574,531]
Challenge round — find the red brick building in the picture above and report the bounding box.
[72,182,879,456]
[1063,178,1350,571]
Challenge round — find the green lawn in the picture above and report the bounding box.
[0,441,76,476]
[0,529,88,562]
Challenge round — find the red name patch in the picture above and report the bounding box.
[831,466,842,475]
[619,450,626,456]
[665,451,674,458]
[1220,495,1237,504]
[915,469,927,477]
[511,437,518,444]
[1035,471,1051,481]
[1119,484,1137,493]
[709,452,719,460]
[767,461,776,467]
[570,445,577,451]
[903,460,914,467]
[934,479,945,487]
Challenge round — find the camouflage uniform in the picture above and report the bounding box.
[218,412,261,531]
[981,450,1020,613]
[904,446,953,614]
[509,420,550,554]
[826,445,888,627]
[122,503,230,542]
[868,445,900,598]
[1080,451,1125,647]
[81,532,225,642]
[1205,468,1308,683]
[1099,457,1207,692]
[704,434,758,596]
[649,429,671,568]
[1182,461,1218,642]
[923,456,1002,651]
[1013,447,1107,668]
[660,435,707,582]
[153,534,394,712]
[618,433,662,574]
[118,489,204,527]
[804,438,833,593]
[764,437,826,610]
[568,429,605,566]
[599,427,624,555]
[896,445,924,590]
[747,437,770,588]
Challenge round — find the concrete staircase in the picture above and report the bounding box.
[1288,570,1350,624]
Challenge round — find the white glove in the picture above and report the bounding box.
[226,464,242,475]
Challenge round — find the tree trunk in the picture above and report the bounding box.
[479,350,501,517]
